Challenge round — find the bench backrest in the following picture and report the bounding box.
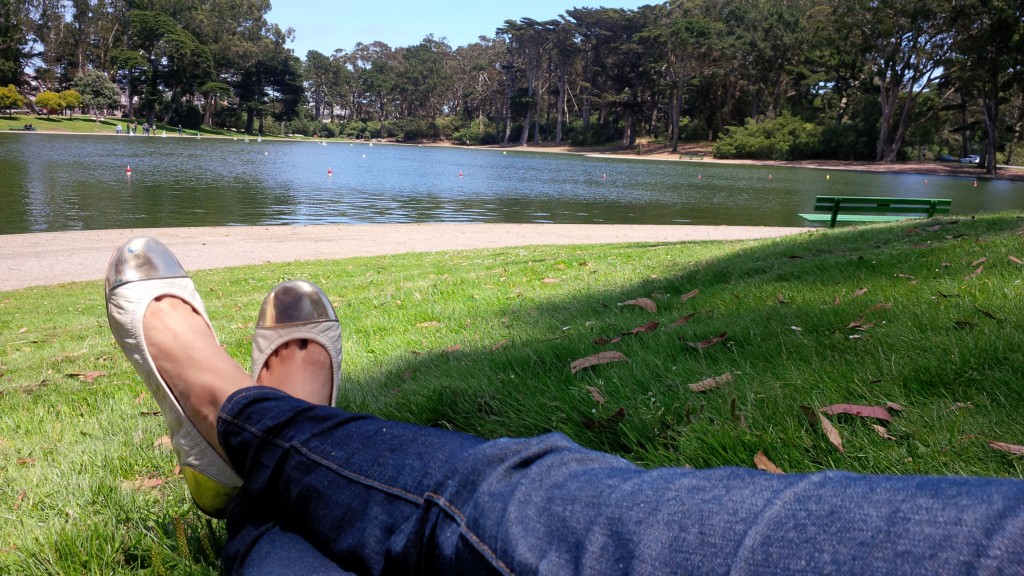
[813,196,952,227]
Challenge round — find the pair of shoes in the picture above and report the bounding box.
[105,237,341,518]
[252,280,343,406]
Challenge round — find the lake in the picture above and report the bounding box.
[1,132,1022,234]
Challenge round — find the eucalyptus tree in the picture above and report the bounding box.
[947,0,1024,174]
[396,36,452,118]
[0,0,30,86]
[305,49,333,121]
[832,0,952,162]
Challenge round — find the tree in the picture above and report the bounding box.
[0,83,23,114]
[59,89,81,115]
[35,90,62,116]
[0,0,30,86]
[72,70,121,114]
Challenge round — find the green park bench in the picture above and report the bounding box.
[800,196,952,228]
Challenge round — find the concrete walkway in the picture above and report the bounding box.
[0,223,811,291]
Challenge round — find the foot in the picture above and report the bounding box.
[143,295,252,458]
[256,339,333,405]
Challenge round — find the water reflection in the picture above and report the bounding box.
[1,132,1022,234]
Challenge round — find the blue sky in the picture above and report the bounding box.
[267,1,653,57]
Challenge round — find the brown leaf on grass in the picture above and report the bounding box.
[1009,255,1023,265]
[884,402,906,412]
[847,316,875,331]
[833,294,841,306]
[582,406,626,430]
[16,458,36,465]
[776,293,787,305]
[946,401,973,412]
[134,393,147,405]
[542,278,560,283]
[491,339,510,351]
[974,305,998,321]
[679,289,700,303]
[754,451,784,474]
[820,404,892,422]
[965,265,983,280]
[988,440,1024,456]
[570,351,629,374]
[970,257,988,267]
[593,336,620,346]
[123,476,164,490]
[416,321,442,328]
[623,298,657,313]
[895,273,915,280]
[800,405,845,453]
[67,370,106,383]
[443,344,462,353]
[13,490,26,511]
[925,224,944,232]
[669,313,697,329]
[688,372,734,392]
[871,424,897,440]
[686,332,728,349]
[586,386,607,405]
[18,327,27,334]
[853,288,869,297]
[628,321,659,335]
[869,302,893,312]
[153,436,172,451]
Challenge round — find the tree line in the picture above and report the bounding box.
[2,0,1022,174]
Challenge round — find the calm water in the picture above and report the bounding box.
[1,132,1022,234]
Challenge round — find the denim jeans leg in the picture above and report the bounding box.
[218,387,1024,575]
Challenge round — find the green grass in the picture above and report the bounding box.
[0,114,299,139]
[2,214,1024,573]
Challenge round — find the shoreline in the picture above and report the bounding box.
[0,223,810,291]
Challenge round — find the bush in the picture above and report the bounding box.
[453,119,497,146]
[712,114,823,160]
[168,104,203,130]
[287,117,337,138]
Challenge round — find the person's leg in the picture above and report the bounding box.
[140,278,1024,575]
[217,387,1024,575]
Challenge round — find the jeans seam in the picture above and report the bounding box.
[219,409,426,506]
[728,472,827,575]
[425,491,514,576]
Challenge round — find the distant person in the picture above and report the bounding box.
[177,124,183,136]
[104,239,1024,576]
[116,124,122,135]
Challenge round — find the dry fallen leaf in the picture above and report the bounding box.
[669,313,697,329]
[970,257,988,267]
[153,436,172,451]
[871,424,896,440]
[16,458,36,465]
[570,351,629,374]
[628,321,660,335]
[491,339,510,351]
[542,278,560,283]
[67,371,106,383]
[123,476,164,490]
[443,344,462,353]
[1009,255,1023,265]
[853,288,869,297]
[847,316,875,331]
[884,402,906,412]
[753,451,784,474]
[623,298,657,313]
[679,289,700,303]
[965,265,983,280]
[586,386,607,405]
[800,405,845,453]
[688,372,734,392]
[987,440,1024,456]
[13,490,26,511]
[416,321,442,328]
[925,224,944,232]
[869,302,893,312]
[820,404,893,422]
[686,332,728,350]
[776,293,787,305]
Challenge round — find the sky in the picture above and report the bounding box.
[267,1,653,58]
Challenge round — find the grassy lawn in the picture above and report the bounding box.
[0,114,297,139]
[2,214,1023,573]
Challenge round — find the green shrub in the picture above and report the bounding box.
[713,114,823,160]
[453,119,497,145]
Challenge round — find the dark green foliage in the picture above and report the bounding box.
[713,115,824,160]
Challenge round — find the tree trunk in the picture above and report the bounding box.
[555,71,565,144]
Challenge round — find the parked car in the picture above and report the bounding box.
[937,154,956,162]
[960,155,980,164]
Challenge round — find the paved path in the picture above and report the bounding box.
[0,223,811,291]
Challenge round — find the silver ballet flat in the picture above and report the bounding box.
[105,237,242,518]
[251,280,342,406]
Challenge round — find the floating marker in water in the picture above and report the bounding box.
[328,167,333,176]
[458,171,463,177]
[698,174,702,180]
[126,165,132,176]
[826,174,830,181]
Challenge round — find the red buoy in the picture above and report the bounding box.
[328,167,333,176]
[126,165,132,176]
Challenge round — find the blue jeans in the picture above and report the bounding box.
[217,387,1024,575]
